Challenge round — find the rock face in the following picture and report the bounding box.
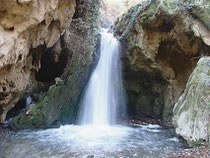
[11,0,101,129]
[0,0,76,124]
[173,57,210,145]
[114,0,210,124]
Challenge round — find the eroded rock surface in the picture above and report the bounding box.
[173,57,210,145]
[11,0,101,129]
[0,0,76,124]
[114,0,210,124]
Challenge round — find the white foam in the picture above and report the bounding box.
[77,30,126,125]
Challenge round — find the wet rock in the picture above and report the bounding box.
[0,0,76,124]
[113,0,210,125]
[173,57,210,145]
[124,72,166,119]
[10,0,101,129]
[163,145,210,158]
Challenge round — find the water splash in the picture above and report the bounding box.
[77,30,126,125]
[25,96,33,108]
[0,30,185,158]
[0,125,185,158]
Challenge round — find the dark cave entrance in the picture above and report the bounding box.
[5,98,26,121]
[35,46,68,83]
[124,69,167,120]
[4,43,70,122]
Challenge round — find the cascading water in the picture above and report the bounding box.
[77,29,126,125]
[0,31,185,158]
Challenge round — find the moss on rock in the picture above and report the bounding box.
[114,0,210,125]
[173,57,210,146]
[10,0,101,129]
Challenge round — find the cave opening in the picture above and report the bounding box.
[123,67,167,121]
[156,41,197,91]
[122,39,201,123]
[35,47,68,83]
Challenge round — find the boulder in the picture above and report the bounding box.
[173,57,210,145]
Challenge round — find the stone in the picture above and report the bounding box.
[55,77,63,86]
[173,57,210,145]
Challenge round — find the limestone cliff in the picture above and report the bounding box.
[10,0,101,129]
[0,0,76,124]
[114,0,210,124]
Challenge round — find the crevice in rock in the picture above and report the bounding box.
[5,98,26,121]
[72,0,86,19]
[5,94,39,122]
[158,19,174,32]
[7,27,14,32]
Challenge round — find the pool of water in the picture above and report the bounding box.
[0,124,185,158]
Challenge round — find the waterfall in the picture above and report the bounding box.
[77,29,126,126]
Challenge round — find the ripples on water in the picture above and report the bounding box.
[0,124,185,158]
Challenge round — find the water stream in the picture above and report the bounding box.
[0,30,186,158]
[77,30,126,125]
